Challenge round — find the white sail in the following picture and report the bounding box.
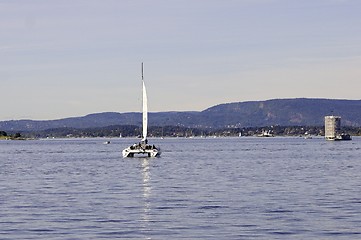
[142,64,148,142]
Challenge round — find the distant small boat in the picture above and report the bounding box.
[258,130,274,137]
[122,63,161,158]
[335,133,352,141]
[104,141,111,144]
[304,132,312,139]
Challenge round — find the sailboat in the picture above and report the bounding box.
[122,63,161,158]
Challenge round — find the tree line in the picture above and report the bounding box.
[3,125,360,139]
[0,131,23,139]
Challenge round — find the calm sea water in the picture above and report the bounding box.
[1,137,361,239]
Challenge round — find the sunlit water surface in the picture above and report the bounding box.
[1,137,361,239]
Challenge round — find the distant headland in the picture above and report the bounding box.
[1,98,361,138]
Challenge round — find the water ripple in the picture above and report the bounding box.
[1,137,361,239]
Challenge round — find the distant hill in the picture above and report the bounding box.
[1,98,360,132]
[201,98,361,127]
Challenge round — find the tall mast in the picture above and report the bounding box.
[141,62,148,142]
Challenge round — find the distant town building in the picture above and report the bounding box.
[324,115,351,141]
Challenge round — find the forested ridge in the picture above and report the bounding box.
[1,99,361,135]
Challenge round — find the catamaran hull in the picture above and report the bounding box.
[122,147,161,158]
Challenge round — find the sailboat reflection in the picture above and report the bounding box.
[141,158,152,233]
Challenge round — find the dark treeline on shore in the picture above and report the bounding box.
[3,125,361,139]
[0,131,24,140]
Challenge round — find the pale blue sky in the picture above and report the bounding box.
[1,0,360,120]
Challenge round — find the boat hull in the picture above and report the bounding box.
[325,133,352,141]
[122,144,161,158]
